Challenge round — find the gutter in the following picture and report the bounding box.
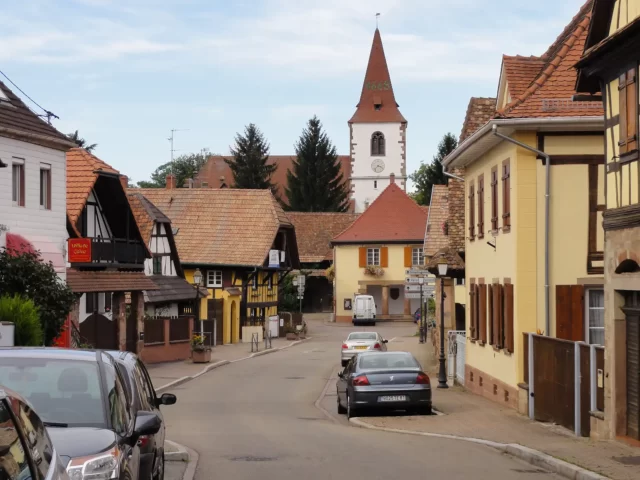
[0,126,77,151]
[492,125,551,337]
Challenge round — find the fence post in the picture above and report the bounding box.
[590,344,597,413]
[574,342,581,437]
[528,333,534,420]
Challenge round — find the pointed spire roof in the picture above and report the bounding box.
[349,29,406,124]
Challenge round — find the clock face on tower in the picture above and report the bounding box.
[371,159,385,173]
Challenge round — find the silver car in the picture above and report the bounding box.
[341,332,388,366]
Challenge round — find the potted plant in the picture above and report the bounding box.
[285,326,299,341]
[363,265,384,277]
[191,333,211,363]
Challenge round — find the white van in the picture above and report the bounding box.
[353,294,376,326]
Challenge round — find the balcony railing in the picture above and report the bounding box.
[91,238,146,265]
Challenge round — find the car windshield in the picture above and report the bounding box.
[359,353,419,370]
[348,333,377,340]
[0,358,106,428]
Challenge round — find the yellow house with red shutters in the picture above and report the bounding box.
[331,176,429,322]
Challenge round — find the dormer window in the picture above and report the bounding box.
[371,132,385,156]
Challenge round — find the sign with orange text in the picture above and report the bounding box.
[68,238,92,263]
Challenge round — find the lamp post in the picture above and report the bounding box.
[193,268,203,346]
[437,261,449,389]
[418,276,425,344]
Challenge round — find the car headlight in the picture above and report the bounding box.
[67,447,120,480]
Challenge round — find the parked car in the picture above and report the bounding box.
[352,294,376,326]
[336,351,432,418]
[0,349,162,480]
[108,350,176,480]
[341,332,388,366]
[0,386,70,480]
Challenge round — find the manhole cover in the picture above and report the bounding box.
[285,376,304,380]
[228,456,276,462]
[613,456,640,465]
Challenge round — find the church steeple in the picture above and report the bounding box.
[349,28,406,124]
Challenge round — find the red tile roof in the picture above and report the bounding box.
[349,29,406,124]
[502,56,545,98]
[332,183,427,243]
[496,0,602,118]
[66,270,158,293]
[287,212,360,263]
[460,98,496,142]
[424,185,449,256]
[66,148,120,234]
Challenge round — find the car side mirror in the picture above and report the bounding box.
[338,372,344,379]
[383,339,388,343]
[156,393,177,407]
[131,411,161,444]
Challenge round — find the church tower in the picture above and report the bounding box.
[349,28,407,213]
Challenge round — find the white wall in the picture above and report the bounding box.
[351,122,406,213]
[0,136,67,280]
[144,223,177,276]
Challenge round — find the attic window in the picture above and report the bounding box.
[373,95,382,110]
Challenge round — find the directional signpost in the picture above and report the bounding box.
[405,269,435,344]
[293,275,306,312]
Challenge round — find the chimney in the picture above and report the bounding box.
[389,172,396,184]
[447,168,465,252]
[166,174,176,189]
[119,175,128,190]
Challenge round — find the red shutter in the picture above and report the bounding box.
[479,284,487,344]
[469,284,476,339]
[488,284,494,345]
[404,247,412,267]
[477,175,484,239]
[502,159,511,232]
[504,283,514,352]
[491,167,498,231]
[468,182,475,240]
[380,247,388,268]
[358,248,366,267]
[494,284,504,348]
[556,285,585,341]
[626,68,638,153]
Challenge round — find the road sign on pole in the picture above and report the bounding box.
[405,285,435,292]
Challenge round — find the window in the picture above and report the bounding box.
[374,180,378,189]
[104,292,112,312]
[499,160,511,234]
[12,160,24,206]
[477,174,485,239]
[86,292,98,313]
[207,270,222,287]
[586,289,604,345]
[618,67,638,158]
[0,401,32,480]
[101,357,130,435]
[40,164,51,210]
[412,248,424,266]
[367,248,380,266]
[153,256,162,275]
[17,400,54,479]
[371,132,385,156]
[468,181,475,240]
[456,277,465,286]
[490,166,498,232]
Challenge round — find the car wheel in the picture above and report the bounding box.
[346,393,356,419]
[337,390,347,414]
[420,405,433,416]
[152,453,165,480]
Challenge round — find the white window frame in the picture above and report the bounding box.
[40,163,51,210]
[412,247,424,266]
[367,248,380,266]
[12,158,25,207]
[206,270,222,288]
[584,288,604,345]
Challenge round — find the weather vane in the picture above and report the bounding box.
[376,12,380,28]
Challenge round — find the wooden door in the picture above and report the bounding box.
[207,299,224,345]
[624,292,640,440]
[80,313,117,350]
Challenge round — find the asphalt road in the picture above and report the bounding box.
[162,320,561,480]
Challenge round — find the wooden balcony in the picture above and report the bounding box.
[68,237,146,268]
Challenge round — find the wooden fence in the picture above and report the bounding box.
[140,316,193,364]
[523,333,604,437]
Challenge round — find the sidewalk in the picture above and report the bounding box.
[366,336,639,480]
[147,336,301,390]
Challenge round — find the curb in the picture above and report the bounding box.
[165,440,190,462]
[156,337,311,392]
[348,418,608,480]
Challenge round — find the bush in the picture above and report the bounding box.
[0,295,43,346]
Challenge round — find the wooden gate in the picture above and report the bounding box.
[80,313,117,350]
[623,292,640,440]
[126,309,137,353]
[207,299,224,345]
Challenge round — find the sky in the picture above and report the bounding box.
[1,0,587,188]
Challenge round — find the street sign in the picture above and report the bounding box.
[405,285,435,292]
[405,268,429,276]
[405,293,423,299]
[405,277,436,284]
[297,274,306,285]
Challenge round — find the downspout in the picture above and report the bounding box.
[492,125,551,337]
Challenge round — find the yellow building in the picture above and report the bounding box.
[332,176,428,322]
[139,181,299,345]
[443,3,605,410]
[575,0,640,441]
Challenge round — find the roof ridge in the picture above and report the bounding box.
[541,0,594,59]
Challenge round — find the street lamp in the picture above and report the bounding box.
[437,261,449,389]
[418,277,425,344]
[193,268,204,347]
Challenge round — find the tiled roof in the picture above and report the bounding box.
[144,275,207,303]
[502,56,545,98]
[0,80,75,150]
[287,212,359,263]
[424,185,449,257]
[135,188,293,267]
[459,98,496,142]
[349,29,407,124]
[496,1,602,118]
[66,148,120,232]
[128,193,171,245]
[194,155,352,208]
[66,270,159,293]
[332,183,427,243]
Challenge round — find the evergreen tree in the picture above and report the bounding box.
[410,132,458,205]
[225,124,275,190]
[285,116,350,212]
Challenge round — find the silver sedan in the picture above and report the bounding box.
[341,332,388,367]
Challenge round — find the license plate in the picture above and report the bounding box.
[355,346,368,350]
[378,395,407,402]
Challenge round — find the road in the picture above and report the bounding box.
[162,320,560,479]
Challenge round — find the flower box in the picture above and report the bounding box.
[192,349,211,363]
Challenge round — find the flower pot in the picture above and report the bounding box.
[286,332,298,340]
[192,349,211,363]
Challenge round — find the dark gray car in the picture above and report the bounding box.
[336,351,432,418]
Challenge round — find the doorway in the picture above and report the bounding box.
[623,291,640,440]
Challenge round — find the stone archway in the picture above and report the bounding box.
[231,301,239,343]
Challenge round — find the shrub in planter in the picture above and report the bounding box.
[0,295,43,346]
[191,333,211,363]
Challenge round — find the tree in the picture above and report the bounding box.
[67,130,98,153]
[285,116,350,212]
[226,124,275,190]
[409,132,458,205]
[0,248,76,346]
[0,295,43,346]
[136,152,210,188]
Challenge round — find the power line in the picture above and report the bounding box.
[0,69,59,124]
